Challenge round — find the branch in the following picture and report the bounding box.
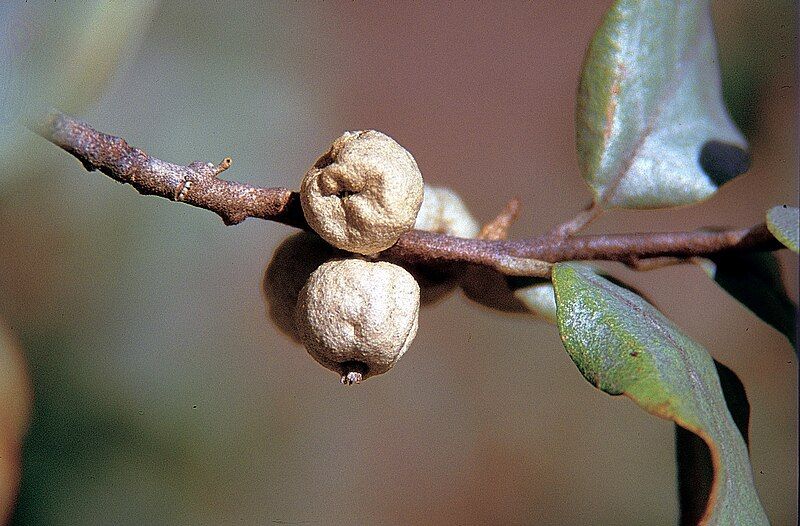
[34,112,784,277]
[35,112,306,228]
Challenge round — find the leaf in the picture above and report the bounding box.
[512,276,557,324]
[513,267,650,326]
[766,205,799,253]
[706,252,797,350]
[676,360,751,526]
[552,264,768,525]
[577,0,748,209]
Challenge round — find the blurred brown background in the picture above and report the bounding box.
[1,1,797,524]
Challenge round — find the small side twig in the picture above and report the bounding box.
[33,112,785,277]
[479,198,520,241]
[548,201,604,239]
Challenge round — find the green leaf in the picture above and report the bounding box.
[766,205,799,253]
[552,264,768,524]
[676,360,751,526]
[707,252,797,350]
[513,267,650,326]
[577,0,748,209]
[2,2,156,188]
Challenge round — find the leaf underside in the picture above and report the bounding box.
[766,205,799,253]
[552,264,768,525]
[577,0,747,209]
[512,276,558,323]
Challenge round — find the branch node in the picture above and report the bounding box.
[222,212,247,226]
[491,255,552,277]
[175,179,193,202]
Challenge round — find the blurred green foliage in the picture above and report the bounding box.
[1,1,156,187]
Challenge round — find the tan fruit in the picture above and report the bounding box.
[262,232,340,342]
[414,184,480,238]
[300,131,424,255]
[412,185,481,304]
[295,259,420,384]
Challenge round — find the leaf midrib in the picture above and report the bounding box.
[596,1,706,207]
